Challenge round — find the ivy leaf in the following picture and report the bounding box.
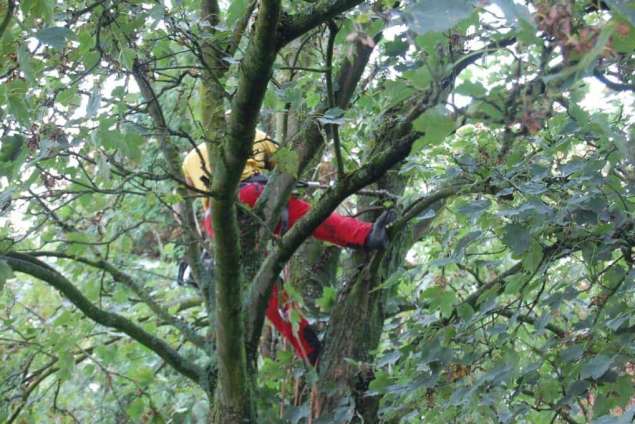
[35,27,72,49]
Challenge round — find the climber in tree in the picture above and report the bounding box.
[182,129,394,365]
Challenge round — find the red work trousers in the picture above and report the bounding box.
[202,183,373,364]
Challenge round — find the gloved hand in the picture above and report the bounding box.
[364,209,397,250]
[176,250,214,288]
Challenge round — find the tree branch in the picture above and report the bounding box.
[27,251,207,349]
[278,0,366,47]
[131,61,213,314]
[326,20,345,179]
[245,132,419,352]
[0,0,15,40]
[2,252,205,386]
[258,25,381,242]
[210,0,282,418]
[228,0,257,56]
[497,309,567,338]
[593,68,635,92]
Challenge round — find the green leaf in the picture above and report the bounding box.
[6,80,30,125]
[0,135,27,178]
[421,286,456,317]
[35,27,72,49]
[455,80,487,97]
[95,345,117,364]
[316,286,336,313]
[402,0,477,34]
[126,398,145,420]
[17,45,35,83]
[368,370,391,394]
[56,350,75,382]
[119,48,136,70]
[503,273,527,295]
[457,303,474,321]
[611,18,635,53]
[560,345,585,362]
[605,0,635,27]
[86,85,101,118]
[491,0,535,29]
[580,355,613,380]
[502,223,531,256]
[412,108,455,150]
[522,242,543,272]
[122,132,144,163]
[227,0,249,26]
[273,147,299,177]
[384,80,413,106]
[404,66,432,90]
[0,260,13,291]
[318,107,345,125]
[456,198,491,218]
[289,309,301,334]
[52,310,75,327]
[131,366,155,385]
[415,32,446,55]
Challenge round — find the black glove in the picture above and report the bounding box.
[176,249,214,288]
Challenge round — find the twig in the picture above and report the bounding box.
[0,0,15,40]
[325,20,345,179]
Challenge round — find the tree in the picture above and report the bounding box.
[1,0,634,422]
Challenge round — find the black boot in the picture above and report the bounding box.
[364,210,397,250]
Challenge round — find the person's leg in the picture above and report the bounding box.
[201,184,322,365]
[265,284,320,365]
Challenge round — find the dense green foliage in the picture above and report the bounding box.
[1,0,634,423]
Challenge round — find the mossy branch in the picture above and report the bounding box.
[2,252,205,387]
